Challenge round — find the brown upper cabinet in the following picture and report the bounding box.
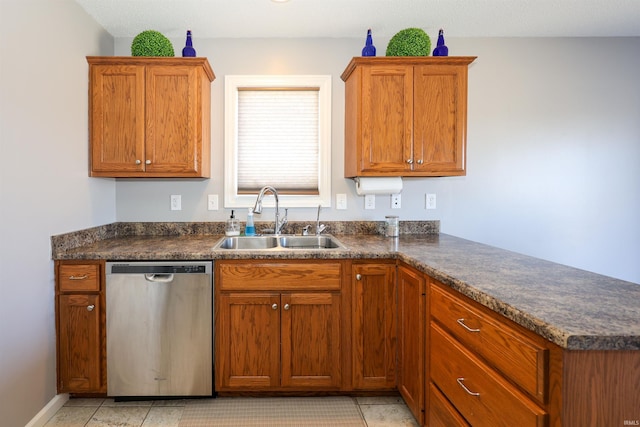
[342,57,476,177]
[87,57,214,178]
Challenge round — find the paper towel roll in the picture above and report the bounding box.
[355,177,403,195]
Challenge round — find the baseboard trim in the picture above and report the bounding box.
[25,393,69,427]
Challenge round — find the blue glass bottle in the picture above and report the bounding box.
[182,30,196,57]
[361,29,376,57]
[432,29,449,56]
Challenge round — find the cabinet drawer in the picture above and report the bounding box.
[218,262,342,291]
[59,264,100,292]
[430,283,547,402]
[429,382,470,427]
[431,323,547,427]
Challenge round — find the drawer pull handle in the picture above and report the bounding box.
[457,378,480,396]
[86,305,95,312]
[457,318,480,333]
[68,275,88,280]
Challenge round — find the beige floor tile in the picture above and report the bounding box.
[64,397,105,407]
[355,396,405,405]
[152,399,190,407]
[44,406,97,426]
[86,406,150,427]
[142,406,183,427]
[102,398,155,407]
[359,403,420,427]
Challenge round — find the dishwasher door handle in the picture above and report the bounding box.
[144,273,175,283]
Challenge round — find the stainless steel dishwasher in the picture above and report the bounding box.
[106,261,213,398]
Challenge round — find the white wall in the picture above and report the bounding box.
[0,1,115,425]
[114,36,640,283]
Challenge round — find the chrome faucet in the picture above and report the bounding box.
[315,204,327,235]
[252,186,288,235]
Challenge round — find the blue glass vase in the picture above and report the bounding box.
[361,29,376,57]
[432,29,449,56]
[182,30,196,57]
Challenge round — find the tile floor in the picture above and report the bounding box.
[44,396,420,427]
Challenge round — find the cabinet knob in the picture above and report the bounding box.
[145,160,152,165]
[355,274,362,281]
[406,159,414,164]
[272,303,278,310]
[283,304,290,311]
[135,160,142,165]
[86,304,95,312]
[417,159,424,165]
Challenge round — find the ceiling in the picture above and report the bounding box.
[74,0,640,40]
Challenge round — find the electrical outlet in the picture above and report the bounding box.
[426,193,436,210]
[207,194,219,211]
[364,194,375,210]
[391,194,401,209]
[336,193,347,210]
[171,195,182,211]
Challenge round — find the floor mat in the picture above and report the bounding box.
[179,396,366,427]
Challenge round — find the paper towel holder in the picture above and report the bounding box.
[353,177,403,196]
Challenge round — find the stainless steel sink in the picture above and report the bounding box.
[213,235,346,250]
[215,236,278,250]
[278,235,343,249]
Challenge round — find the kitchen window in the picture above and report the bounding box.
[224,75,332,208]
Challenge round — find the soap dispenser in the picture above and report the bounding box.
[225,210,240,236]
[245,208,256,236]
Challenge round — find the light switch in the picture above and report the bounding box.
[426,193,436,210]
[364,194,375,210]
[336,193,347,210]
[171,195,182,211]
[207,194,219,211]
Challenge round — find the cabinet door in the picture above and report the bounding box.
[145,65,202,176]
[89,64,145,174]
[216,292,281,390]
[397,264,426,424]
[413,64,467,175]
[359,65,413,173]
[281,292,341,389]
[352,263,396,389]
[58,294,102,392]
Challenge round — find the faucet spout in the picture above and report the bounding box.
[252,186,287,235]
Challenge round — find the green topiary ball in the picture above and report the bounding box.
[386,28,431,57]
[131,30,175,57]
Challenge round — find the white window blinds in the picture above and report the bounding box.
[237,88,319,194]
[224,75,331,209]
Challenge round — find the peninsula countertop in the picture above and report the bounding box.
[52,222,640,351]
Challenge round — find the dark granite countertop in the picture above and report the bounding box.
[51,222,640,351]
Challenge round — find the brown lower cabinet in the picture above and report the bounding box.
[397,263,426,424]
[351,260,397,390]
[215,260,348,392]
[55,260,106,394]
[427,278,640,427]
[54,257,640,426]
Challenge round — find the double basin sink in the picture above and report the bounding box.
[214,234,346,251]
